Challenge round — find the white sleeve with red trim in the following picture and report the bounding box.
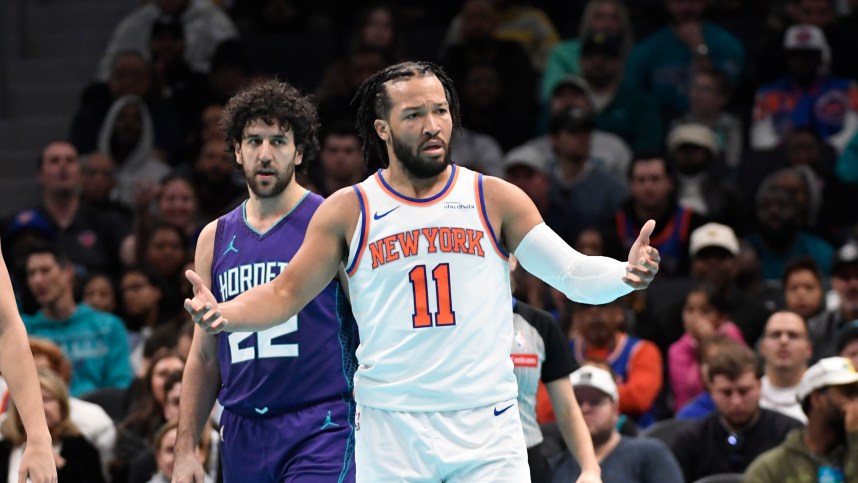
[514,223,633,304]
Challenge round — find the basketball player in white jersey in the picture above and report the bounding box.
[184,61,659,482]
[0,243,58,483]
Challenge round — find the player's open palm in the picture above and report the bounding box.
[184,269,227,334]
[171,450,206,483]
[623,219,660,289]
[17,440,57,483]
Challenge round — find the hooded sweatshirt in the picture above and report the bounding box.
[97,95,171,206]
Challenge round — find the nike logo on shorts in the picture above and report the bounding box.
[493,403,514,416]
[373,206,400,220]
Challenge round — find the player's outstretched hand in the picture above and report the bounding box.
[576,470,602,483]
[623,219,660,290]
[17,438,57,483]
[171,449,207,483]
[184,269,227,334]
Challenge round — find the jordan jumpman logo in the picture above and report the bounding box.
[320,410,340,430]
[223,235,239,255]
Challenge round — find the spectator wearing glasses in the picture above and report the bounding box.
[668,343,803,481]
[758,311,813,423]
[745,357,858,482]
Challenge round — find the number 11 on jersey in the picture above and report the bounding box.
[409,263,456,328]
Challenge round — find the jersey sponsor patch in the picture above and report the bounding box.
[511,354,538,367]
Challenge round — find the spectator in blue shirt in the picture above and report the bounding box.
[22,243,133,397]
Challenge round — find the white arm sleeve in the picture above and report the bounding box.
[514,223,633,304]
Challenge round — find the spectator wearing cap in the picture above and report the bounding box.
[671,68,743,171]
[548,365,684,483]
[507,256,599,483]
[541,0,632,106]
[745,357,858,482]
[579,31,663,152]
[641,222,777,355]
[625,0,744,119]
[609,153,706,278]
[96,0,238,81]
[668,344,803,481]
[503,145,551,218]
[809,242,858,361]
[758,311,813,423]
[2,209,57,314]
[746,177,834,282]
[752,24,858,153]
[544,107,628,243]
[669,123,744,230]
[526,75,631,183]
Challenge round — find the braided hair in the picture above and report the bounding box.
[352,61,461,168]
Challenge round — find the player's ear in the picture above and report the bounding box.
[374,119,389,142]
[234,142,243,165]
[294,148,303,166]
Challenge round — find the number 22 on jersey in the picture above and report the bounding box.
[228,316,298,363]
[409,263,456,328]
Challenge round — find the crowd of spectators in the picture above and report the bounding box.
[2,0,858,481]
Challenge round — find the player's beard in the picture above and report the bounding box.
[391,132,452,180]
[242,157,294,199]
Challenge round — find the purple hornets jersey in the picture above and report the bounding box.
[211,193,358,416]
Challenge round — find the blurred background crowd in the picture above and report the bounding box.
[2,0,858,481]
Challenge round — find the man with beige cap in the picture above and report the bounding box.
[668,123,743,230]
[745,357,858,482]
[550,365,683,482]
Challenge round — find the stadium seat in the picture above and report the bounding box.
[692,473,744,483]
[640,418,690,448]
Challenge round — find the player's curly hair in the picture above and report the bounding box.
[220,78,320,171]
[352,61,461,168]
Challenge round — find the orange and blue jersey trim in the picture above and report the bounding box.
[347,185,370,276]
[374,164,459,206]
[475,174,509,260]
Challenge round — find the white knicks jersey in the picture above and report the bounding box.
[345,164,518,411]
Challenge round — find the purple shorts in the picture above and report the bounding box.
[219,397,355,482]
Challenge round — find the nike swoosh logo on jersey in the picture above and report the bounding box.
[254,406,269,415]
[373,206,400,220]
[493,403,514,416]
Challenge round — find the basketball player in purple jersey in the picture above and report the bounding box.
[184,62,660,482]
[173,79,357,483]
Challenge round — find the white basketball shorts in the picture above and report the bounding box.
[354,398,530,482]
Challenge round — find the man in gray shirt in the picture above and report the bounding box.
[550,365,685,482]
